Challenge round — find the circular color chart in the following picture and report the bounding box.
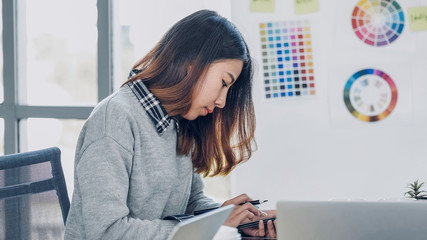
[343,69,398,122]
[351,0,405,47]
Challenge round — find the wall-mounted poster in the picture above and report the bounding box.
[351,0,405,47]
[335,0,415,53]
[329,63,412,127]
[343,68,398,122]
[259,20,316,100]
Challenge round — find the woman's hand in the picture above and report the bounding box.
[222,194,267,227]
[242,210,276,238]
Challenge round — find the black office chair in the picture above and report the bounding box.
[0,147,70,239]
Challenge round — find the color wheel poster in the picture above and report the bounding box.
[334,0,416,52]
[329,63,413,127]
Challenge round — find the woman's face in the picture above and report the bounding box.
[182,59,243,120]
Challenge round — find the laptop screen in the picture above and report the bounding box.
[276,200,427,240]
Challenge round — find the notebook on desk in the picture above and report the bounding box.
[167,204,234,240]
[276,200,427,240]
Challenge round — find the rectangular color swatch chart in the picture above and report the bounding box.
[259,20,316,99]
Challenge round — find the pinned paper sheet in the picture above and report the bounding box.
[408,6,427,31]
[294,0,319,14]
[258,20,317,100]
[250,0,274,13]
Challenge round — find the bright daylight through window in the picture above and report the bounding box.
[25,0,97,106]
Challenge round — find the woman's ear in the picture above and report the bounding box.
[187,64,193,76]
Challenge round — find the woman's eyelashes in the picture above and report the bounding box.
[222,79,228,87]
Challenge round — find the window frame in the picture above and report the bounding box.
[1,0,115,238]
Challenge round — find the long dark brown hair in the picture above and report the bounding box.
[123,10,255,177]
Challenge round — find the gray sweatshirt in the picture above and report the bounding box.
[64,85,220,240]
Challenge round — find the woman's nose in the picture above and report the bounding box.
[215,91,227,109]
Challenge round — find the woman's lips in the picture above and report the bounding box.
[203,108,213,116]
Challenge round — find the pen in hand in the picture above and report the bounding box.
[238,199,268,206]
[193,199,268,215]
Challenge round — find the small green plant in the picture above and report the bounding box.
[404,180,427,200]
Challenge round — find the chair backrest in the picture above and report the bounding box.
[0,147,70,238]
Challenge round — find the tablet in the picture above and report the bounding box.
[167,204,234,240]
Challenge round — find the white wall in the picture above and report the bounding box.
[230,0,427,210]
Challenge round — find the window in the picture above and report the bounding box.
[0,0,3,104]
[0,119,3,155]
[25,0,97,106]
[0,120,3,240]
[1,0,99,238]
[23,118,85,198]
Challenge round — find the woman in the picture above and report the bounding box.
[65,9,276,239]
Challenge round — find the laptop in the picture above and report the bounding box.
[276,200,427,240]
[167,204,234,240]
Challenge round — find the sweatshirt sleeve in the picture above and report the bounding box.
[74,137,176,240]
[185,171,221,214]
